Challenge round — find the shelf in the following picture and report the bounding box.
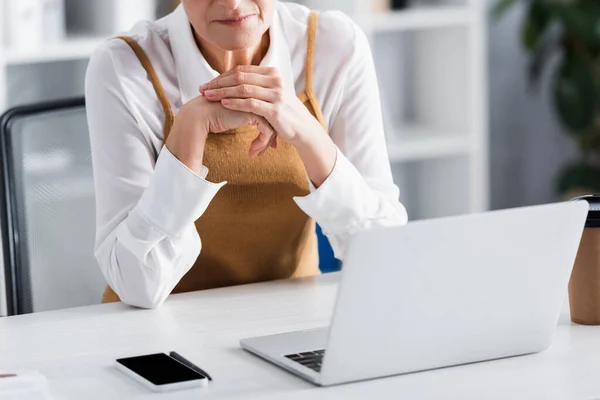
[386,126,471,163]
[369,7,471,33]
[5,36,107,65]
[1,8,472,63]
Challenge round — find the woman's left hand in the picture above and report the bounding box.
[200,65,325,154]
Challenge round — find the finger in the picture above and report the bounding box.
[221,98,274,120]
[242,114,274,158]
[259,132,278,156]
[222,98,277,156]
[201,72,280,94]
[250,129,274,158]
[204,85,281,102]
[200,66,279,92]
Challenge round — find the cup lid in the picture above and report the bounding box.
[571,195,600,227]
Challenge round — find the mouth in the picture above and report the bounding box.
[215,14,255,27]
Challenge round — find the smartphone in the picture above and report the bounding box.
[115,353,209,392]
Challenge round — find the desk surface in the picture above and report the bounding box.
[1,273,600,400]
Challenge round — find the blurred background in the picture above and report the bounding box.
[0,0,591,315]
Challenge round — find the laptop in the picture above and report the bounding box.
[240,201,589,386]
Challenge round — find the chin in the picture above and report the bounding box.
[209,24,263,51]
[216,37,260,52]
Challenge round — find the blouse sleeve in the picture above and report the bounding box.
[294,18,408,259]
[86,42,224,309]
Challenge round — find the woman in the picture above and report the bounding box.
[85,0,408,309]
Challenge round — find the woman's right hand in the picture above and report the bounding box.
[165,94,275,174]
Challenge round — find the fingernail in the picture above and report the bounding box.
[200,84,208,92]
[222,99,230,106]
[205,89,216,96]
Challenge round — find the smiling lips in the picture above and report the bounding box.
[215,14,255,26]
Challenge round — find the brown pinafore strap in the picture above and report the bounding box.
[116,36,175,137]
[116,10,324,137]
[298,11,327,129]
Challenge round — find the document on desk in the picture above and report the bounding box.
[0,371,54,400]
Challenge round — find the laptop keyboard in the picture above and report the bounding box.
[284,349,325,373]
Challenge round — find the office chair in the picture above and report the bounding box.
[0,98,106,315]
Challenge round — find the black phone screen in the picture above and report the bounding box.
[116,353,205,386]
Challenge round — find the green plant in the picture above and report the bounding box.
[495,0,600,195]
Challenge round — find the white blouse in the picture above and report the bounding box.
[85,2,408,309]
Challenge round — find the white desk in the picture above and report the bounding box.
[1,273,600,399]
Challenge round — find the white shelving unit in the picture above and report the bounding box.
[386,126,472,163]
[5,36,106,66]
[0,1,489,315]
[0,1,159,111]
[301,0,488,220]
[0,36,110,112]
[369,6,471,32]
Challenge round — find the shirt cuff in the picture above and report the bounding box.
[135,147,226,239]
[293,148,372,233]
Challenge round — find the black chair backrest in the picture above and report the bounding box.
[0,98,105,315]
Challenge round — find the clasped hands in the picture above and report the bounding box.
[166,65,336,187]
[201,65,323,157]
